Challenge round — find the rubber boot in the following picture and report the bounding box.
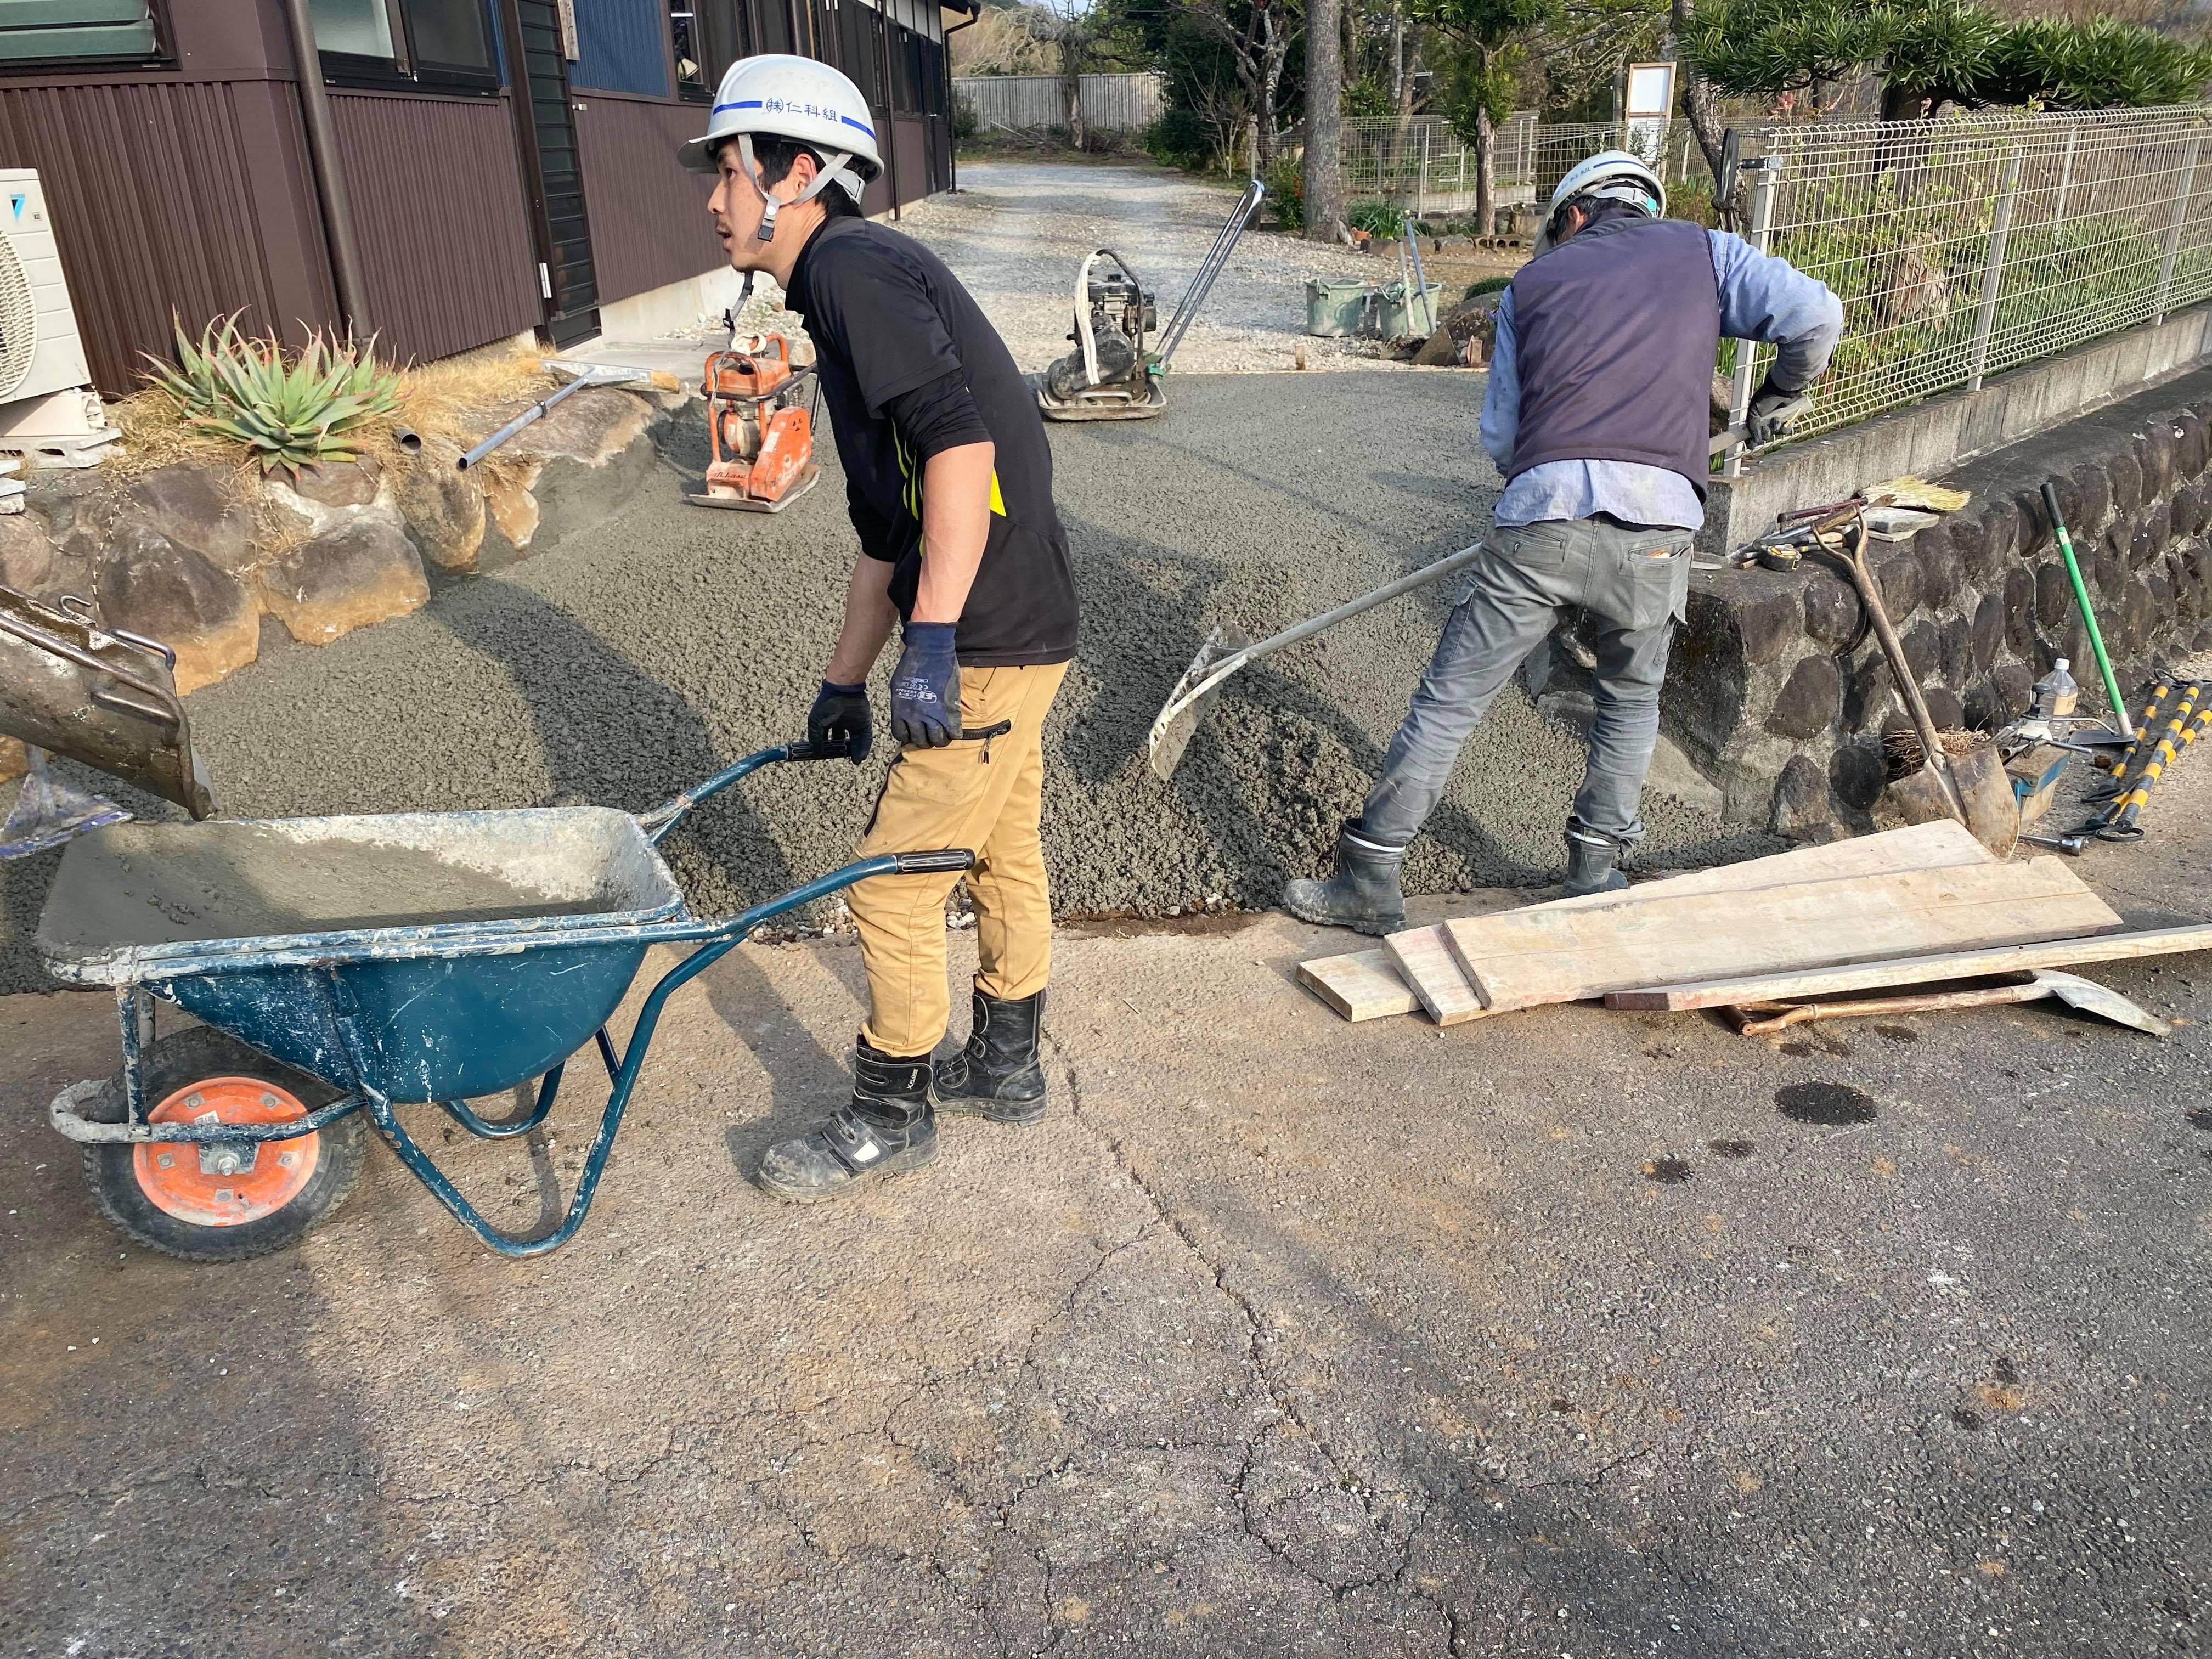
[935,987,1048,1126]
[1562,825,1629,898]
[1283,821,1407,936]
[755,1038,939,1204]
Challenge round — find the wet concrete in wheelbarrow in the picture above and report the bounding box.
[1,371,1769,995]
[3,800,2210,1657]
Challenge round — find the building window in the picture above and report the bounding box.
[668,0,706,97]
[0,0,163,64]
[312,0,496,89]
[672,0,747,102]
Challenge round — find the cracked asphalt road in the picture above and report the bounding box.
[4,761,2210,1655]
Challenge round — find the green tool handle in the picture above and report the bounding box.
[2041,482,2135,740]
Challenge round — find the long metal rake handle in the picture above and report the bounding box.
[1150,545,1485,743]
[1155,178,1265,372]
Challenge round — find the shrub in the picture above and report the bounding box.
[1265,154,1306,229]
[144,313,402,478]
[1347,198,1407,240]
[1142,107,1215,171]
[1464,275,1511,300]
[953,93,980,142]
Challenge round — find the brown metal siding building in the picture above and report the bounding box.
[0,0,969,395]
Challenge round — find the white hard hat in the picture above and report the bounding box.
[681,55,882,239]
[1545,149,1666,223]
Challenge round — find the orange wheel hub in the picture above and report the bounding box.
[132,1076,318,1227]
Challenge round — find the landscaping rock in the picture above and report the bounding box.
[94,523,257,693]
[1412,292,1501,368]
[1769,754,1846,842]
[1990,661,2034,721]
[2034,562,2073,631]
[1874,548,1920,619]
[0,733,22,785]
[0,511,54,593]
[1922,686,1964,731]
[1901,618,1939,683]
[290,459,381,509]
[1765,654,1839,738]
[496,388,661,550]
[1971,591,2004,675]
[1734,581,1802,666]
[1803,571,1862,646]
[124,463,256,575]
[392,442,487,571]
[483,472,541,557]
[2069,460,2112,534]
[2004,567,2039,658]
[2109,450,2143,517]
[1938,613,1972,684]
[1915,526,1961,611]
[257,512,428,647]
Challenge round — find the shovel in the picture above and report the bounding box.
[1731,969,2167,1037]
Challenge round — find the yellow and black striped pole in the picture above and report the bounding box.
[2090,675,2175,804]
[2097,679,2205,840]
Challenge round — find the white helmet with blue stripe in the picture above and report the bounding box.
[681,54,882,239]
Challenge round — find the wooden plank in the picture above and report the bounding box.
[1297,949,1419,1021]
[1607,922,2212,1011]
[1386,925,1487,1025]
[1363,822,1994,1028]
[1446,859,2121,1014]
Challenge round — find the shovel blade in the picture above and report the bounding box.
[1,748,129,859]
[1147,624,1250,781]
[1881,746,2019,856]
[2035,970,2170,1037]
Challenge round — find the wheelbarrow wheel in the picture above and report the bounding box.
[80,1025,366,1263]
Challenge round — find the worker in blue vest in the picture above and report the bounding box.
[1286,150,1844,934]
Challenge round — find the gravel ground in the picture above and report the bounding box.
[0,372,1768,992]
[894,160,1423,374]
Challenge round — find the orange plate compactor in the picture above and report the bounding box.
[688,334,821,512]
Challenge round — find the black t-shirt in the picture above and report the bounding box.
[784,217,1079,667]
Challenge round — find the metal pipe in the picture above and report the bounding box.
[2155,134,2202,326]
[1723,157,1779,478]
[457,373,631,470]
[1968,151,2022,391]
[1156,177,1264,370]
[278,0,371,337]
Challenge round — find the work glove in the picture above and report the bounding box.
[1746,375,1806,447]
[808,679,871,763]
[890,622,961,749]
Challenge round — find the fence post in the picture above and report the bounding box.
[1724,157,1782,479]
[1968,151,2024,391]
[1419,122,1430,219]
[2052,123,2077,223]
[2155,134,2203,326]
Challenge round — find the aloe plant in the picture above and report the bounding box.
[143,313,402,477]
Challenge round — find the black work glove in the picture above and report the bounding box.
[1746,374,1806,447]
[808,679,872,763]
[889,622,960,749]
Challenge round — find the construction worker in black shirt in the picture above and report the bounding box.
[680,55,1081,1203]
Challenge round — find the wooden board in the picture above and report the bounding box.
[1606,922,2212,1011]
[1297,949,1419,1021]
[1386,925,1486,1024]
[1362,822,1994,1028]
[1444,859,2121,1014]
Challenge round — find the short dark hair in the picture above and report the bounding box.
[747,136,865,218]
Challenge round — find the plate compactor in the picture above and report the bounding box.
[688,330,821,512]
[1038,178,1265,422]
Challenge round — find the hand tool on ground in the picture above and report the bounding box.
[457,365,659,470]
[1401,222,1435,337]
[37,736,974,1263]
[1805,504,2018,854]
[2039,481,2134,739]
[687,331,821,512]
[2091,676,2208,840]
[0,584,215,843]
[1147,543,1487,780]
[1038,177,1264,422]
[2085,675,2172,801]
[2019,831,2085,854]
[1726,968,2166,1037]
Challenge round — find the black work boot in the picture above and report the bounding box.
[1562,825,1629,898]
[755,1039,939,1204]
[1283,821,1407,936]
[935,987,1048,1126]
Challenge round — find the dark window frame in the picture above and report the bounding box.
[318,0,502,95]
[0,0,173,74]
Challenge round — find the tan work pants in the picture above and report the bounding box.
[851,661,1069,1057]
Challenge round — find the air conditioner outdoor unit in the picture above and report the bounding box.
[0,168,115,467]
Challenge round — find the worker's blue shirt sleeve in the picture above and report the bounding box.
[1479,288,1519,470]
[1708,229,1846,393]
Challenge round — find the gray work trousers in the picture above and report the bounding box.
[1360,516,1694,850]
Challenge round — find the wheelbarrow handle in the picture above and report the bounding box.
[636,738,857,844]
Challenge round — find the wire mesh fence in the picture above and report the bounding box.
[1339,114,1706,223]
[1733,105,2212,444]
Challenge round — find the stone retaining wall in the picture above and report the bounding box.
[1535,365,2212,839]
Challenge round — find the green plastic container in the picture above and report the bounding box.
[1305,278,1373,337]
[1378,280,1444,341]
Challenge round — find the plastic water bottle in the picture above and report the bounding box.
[2033,658,2079,719]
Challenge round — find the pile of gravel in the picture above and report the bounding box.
[1,373,1770,995]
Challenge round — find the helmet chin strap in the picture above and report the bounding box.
[737,134,859,242]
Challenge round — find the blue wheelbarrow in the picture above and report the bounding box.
[36,741,969,1262]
